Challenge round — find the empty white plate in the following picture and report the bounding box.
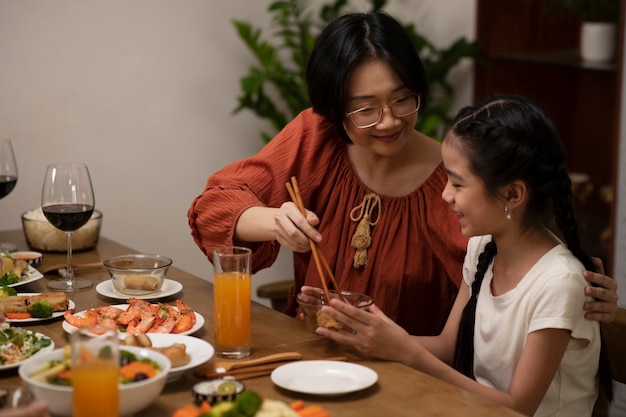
[271,360,377,395]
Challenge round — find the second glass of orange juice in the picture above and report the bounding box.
[213,246,252,359]
[71,327,119,417]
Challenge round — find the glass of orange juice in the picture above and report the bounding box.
[71,326,119,417]
[213,246,252,359]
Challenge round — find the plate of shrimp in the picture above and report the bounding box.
[61,298,204,336]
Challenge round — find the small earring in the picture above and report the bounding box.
[505,205,512,220]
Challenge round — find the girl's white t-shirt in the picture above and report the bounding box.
[464,235,600,417]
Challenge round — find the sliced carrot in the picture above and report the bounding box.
[120,361,157,380]
[299,405,325,417]
[57,369,72,380]
[171,404,199,417]
[198,401,212,413]
[299,408,330,417]
[290,400,305,411]
[5,312,32,320]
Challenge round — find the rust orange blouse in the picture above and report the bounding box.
[188,109,467,335]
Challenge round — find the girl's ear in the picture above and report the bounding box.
[504,180,527,210]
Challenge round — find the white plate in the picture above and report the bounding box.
[5,293,75,323]
[0,331,55,371]
[95,279,183,301]
[130,334,214,382]
[6,266,44,288]
[61,303,204,336]
[271,360,378,396]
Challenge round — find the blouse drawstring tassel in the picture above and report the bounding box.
[350,192,381,268]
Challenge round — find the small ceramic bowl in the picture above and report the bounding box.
[103,254,173,296]
[296,288,373,332]
[9,251,43,266]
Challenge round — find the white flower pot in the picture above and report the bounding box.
[580,21,618,62]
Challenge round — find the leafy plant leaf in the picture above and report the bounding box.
[232,0,479,142]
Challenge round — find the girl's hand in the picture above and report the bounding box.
[315,299,412,361]
[583,257,618,323]
[274,202,321,253]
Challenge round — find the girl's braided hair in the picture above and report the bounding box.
[448,94,612,400]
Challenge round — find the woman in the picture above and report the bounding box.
[317,95,610,416]
[188,12,617,336]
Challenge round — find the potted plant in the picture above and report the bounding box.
[231,0,479,142]
[560,0,620,62]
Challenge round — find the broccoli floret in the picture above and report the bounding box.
[28,301,53,318]
[232,391,263,417]
[0,285,17,297]
[0,273,19,286]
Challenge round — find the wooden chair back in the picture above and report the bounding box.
[601,307,626,384]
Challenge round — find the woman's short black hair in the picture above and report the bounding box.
[306,11,429,143]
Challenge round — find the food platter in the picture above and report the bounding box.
[62,303,205,336]
[138,334,214,382]
[7,266,44,289]
[271,360,378,396]
[0,330,55,371]
[5,293,75,324]
[95,278,183,301]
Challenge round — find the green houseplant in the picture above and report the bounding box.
[232,0,479,142]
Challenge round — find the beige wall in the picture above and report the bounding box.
[0,0,476,306]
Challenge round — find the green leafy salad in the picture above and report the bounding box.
[0,323,52,365]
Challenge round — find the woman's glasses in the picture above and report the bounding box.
[345,94,421,129]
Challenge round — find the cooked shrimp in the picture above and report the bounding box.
[171,299,196,334]
[94,306,123,330]
[117,305,142,325]
[154,302,177,320]
[64,309,97,328]
[126,316,156,334]
[148,317,177,333]
[128,298,157,315]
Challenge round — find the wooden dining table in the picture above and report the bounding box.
[0,230,524,417]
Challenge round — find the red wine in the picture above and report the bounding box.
[0,176,17,199]
[42,204,94,232]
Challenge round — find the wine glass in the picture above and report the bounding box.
[41,163,95,291]
[0,139,18,252]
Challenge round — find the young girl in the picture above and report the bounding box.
[316,95,612,416]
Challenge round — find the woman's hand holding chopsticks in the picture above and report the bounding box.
[274,201,322,253]
[233,200,322,253]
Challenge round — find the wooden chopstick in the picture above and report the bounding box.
[285,176,345,302]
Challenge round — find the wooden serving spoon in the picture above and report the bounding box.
[194,351,302,377]
[215,351,303,372]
